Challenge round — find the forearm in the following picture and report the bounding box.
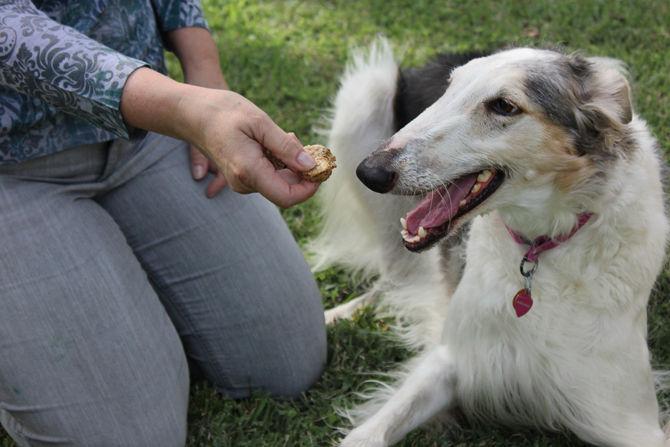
[166,27,228,89]
[119,65,319,208]
[121,67,244,165]
[120,68,201,146]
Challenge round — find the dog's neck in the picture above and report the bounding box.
[495,157,653,247]
[496,190,591,242]
[492,161,615,241]
[498,211,584,242]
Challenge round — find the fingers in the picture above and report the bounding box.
[189,144,227,197]
[253,164,319,208]
[251,116,316,173]
[276,168,305,185]
[209,156,317,206]
[189,145,210,180]
[206,172,228,198]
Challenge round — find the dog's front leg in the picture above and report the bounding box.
[325,289,380,324]
[340,345,456,447]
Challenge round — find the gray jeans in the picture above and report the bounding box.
[0,133,326,446]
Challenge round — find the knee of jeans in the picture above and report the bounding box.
[270,333,327,399]
[231,340,326,399]
[261,301,327,398]
[208,314,327,400]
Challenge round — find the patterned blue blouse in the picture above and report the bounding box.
[0,0,208,164]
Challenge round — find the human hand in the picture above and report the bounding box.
[169,27,317,202]
[121,68,320,207]
[180,88,319,207]
[123,26,320,206]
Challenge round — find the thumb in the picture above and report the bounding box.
[253,117,316,172]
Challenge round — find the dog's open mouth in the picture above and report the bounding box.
[401,169,505,251]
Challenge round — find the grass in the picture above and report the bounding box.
[2,1,669,446]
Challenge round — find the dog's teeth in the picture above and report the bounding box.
[472,183,481,193]
[418,226,427,238]
[400,217,407,229]
[403,232,418,243]
[460,199,467,206]
[401,230,417,243]
[477,170,493,182]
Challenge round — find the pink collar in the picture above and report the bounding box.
[506,212,593,262]
[505,212,593,318]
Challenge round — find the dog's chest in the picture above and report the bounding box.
[441,217,623,425]
[445,213,632,326]
[444,267,589,426]
[438,212,664,429]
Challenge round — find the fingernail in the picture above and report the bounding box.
[192,165,206,180]
[297,151,316,169]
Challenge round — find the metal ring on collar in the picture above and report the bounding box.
[520,256,538,278]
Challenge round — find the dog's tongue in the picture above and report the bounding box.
[405,174,478,235]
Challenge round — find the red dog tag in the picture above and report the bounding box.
[513,288,533,317]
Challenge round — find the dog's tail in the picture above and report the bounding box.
[310,36,407,276]
[309,37,449,347]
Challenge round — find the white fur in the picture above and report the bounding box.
[310,38,449,347]
[314,39,670,447]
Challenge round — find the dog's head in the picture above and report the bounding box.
[357,48,633,251]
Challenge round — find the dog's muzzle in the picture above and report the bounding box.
[356,149,399,193]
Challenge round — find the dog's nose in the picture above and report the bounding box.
[356,158,398,193]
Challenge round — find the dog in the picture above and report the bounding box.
[310,38,670,446]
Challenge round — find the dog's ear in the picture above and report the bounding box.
[567,54,633,156]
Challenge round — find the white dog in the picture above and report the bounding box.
[311,39,670,447]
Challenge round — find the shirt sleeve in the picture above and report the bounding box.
[0,0,148,139]
[151,0,209,34]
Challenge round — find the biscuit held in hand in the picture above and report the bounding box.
[266,144,337,183]
[301,145,337,182]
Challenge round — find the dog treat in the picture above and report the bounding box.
[300,144,337,182]
[265,144,337,183]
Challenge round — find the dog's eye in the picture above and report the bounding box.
[487,98,521,117]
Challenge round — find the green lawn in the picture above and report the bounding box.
[2,1,669,446]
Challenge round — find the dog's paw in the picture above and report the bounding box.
[324,308,343,325]
[339,430,387,447]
